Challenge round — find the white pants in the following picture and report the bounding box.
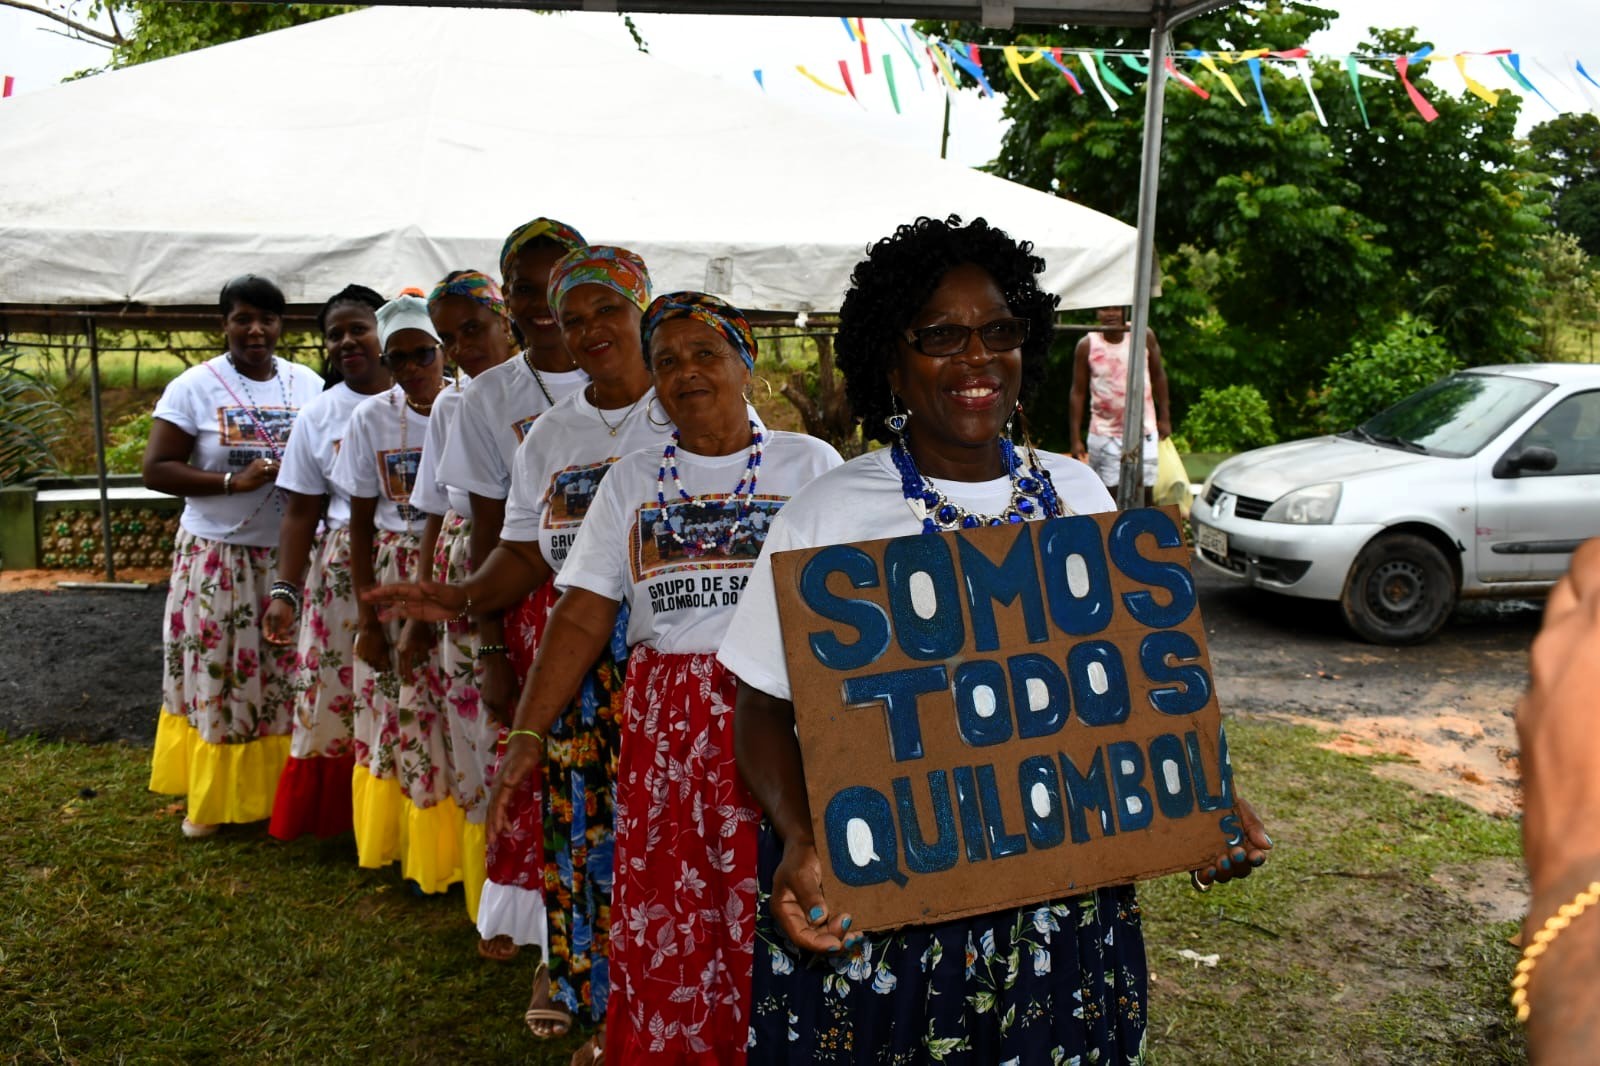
[1087,431,1158,489]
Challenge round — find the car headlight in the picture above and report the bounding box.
[1263,482,1342,524]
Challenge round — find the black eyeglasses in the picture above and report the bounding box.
[903,317,1030,357]
[381,345,439,369]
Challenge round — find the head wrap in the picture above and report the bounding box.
[376,295,441,351]
[499,217,588,282]
[547,246,652,321]
[641,292,757,371]
[427,270,507,319]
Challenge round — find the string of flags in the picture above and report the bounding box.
[2,76,13,99]
[749,18,1600,127]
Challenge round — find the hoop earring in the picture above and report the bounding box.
[884,393,910,436]
[647,394,672,427]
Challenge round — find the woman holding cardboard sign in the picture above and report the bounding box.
[720,216,1272,1063]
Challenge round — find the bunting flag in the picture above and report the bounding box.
[1,76,12,99]
[753,69,765,91]
[858,19,872,75]
[1166,56,1210,99]
[796,64,848,96]
[1121,53,1148,75]
[1079,49,1119,111]
[886,20,925,91]
[1244,56,1273,124]
[1046,48,1085,94]
[838,59,859,99]
[1394,54,1438,121]
[1003,45,1044,102]
[1195,51,1248,107]
[1293,58,1327,125]
[1580,60,1600,91]
[839,16,855,42]
[942,41,996,96]
[1506,52,1560,112]
[1454,54,1500,105]
[1095,49,1135,94]
[883,54,901,113]
[929,42,960,89]
[1345,55,1371,128]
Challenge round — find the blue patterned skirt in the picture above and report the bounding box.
[748,827,1148,1064]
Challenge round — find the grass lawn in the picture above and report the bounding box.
[0,718,1523,1064]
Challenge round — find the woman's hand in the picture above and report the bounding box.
[771,836,855,955]
[231,456,280,494]
[262,598,298,646]
[1193,795,1272,888]
[479,652,516,727]
[361,579,468,624]
[486,732,546,839]
[395,618,434,681]
[355,617,391,673]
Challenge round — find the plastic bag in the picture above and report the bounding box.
[1153,437,1192,517]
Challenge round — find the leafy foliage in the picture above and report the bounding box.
[105,411,153,475]
[1528,113,1600,253]
[86,2,361,68]
[1178,384,1277,452]
[1314,313,1460,431]
[920,5,1550,439]
[1528,232,1600,359]
[0,348,67,486]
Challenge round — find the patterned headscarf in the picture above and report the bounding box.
[641,292,758,371]
[427,270,508,319]
[498,217,587,282]
[547,246,652,321]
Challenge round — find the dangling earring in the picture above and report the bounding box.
[884,393,910,436]
[647,394,672,427]
[1015,400,1045,471]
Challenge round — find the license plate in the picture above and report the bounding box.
[1196,523,1228,558]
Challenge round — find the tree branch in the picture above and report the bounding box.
[0,0,124,46]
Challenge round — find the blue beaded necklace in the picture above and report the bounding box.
[655,420,764,553]
[890,436,1062,534]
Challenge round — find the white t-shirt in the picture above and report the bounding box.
[274,381,371,531]
[500,386,676,572]
[717,448,1116,701]
[152,353,324,547]
[331,385,431,535]
[409,380,472,519]
[559,429,843,656]
[436,354,588,502]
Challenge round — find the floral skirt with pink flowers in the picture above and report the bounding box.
[269,526,359,841]
[434,510,502,821]
[149,527,297,825]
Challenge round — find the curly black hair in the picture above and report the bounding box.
[315,283,385,334]
[836,215,1057,443]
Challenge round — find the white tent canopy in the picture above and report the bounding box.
[0,5,1138,315]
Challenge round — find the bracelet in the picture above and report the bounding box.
[269,580,301,614]
[506,728,544,744]
[1511,879,1600,1022]
[452,595,474,622]
[476,643,508,659]
[223,471,234,496]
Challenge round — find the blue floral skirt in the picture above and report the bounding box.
[748,827,1148,1064]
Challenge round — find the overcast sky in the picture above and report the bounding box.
[2,1,1595,166]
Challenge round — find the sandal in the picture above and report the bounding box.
[524,961,572,1040]
[180,817,219,839]
[570,1033,602,1065]
[476,934,520,962]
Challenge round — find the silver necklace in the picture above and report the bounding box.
[591,384,645,438]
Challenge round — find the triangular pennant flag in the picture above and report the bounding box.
[1095,49,1135,94]
[1395,54,1439,122]
[941,41,996,96]
[1165,56,1210,99]
[858,20,873,76]
[1293,58,1326,125]
[796,64,848,96]
[1003,45,1043,102]
[1453,54,1500,105]
[1195,51,1248,107]
[1244,56,1273,124]
[1046,48,1085,94]
[1579,59,1600,90]
[1344,56,1371,129]
[1121,53,1148,75]
[1078,50,1120,111]
[1271,48,1310,59]
[839,16,856,42]
[1508,52,1560,112]
[930,44,960,89]
[838,58,859,99]
[883,53,901,113]
[753,69,765,91]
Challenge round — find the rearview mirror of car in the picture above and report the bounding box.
[1493,445,1559,478]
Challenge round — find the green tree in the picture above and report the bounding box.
[1528,231,1600,358]
[1530,114,1600,254]
[1314,312,1459,430]
[93,2,361,68]
[922,4,1549,436]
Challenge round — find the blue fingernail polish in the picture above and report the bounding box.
[1219,857,1231,872]
[1206,867,1217,880]
[808,906,825,923]
[840,916,852,932]
[1251,855,1266,868]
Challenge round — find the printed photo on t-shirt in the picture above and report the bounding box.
[512,413,541,442]
[380,447,422,503]
[543,461,614,527]
[630,495,785,583]
[217,405,296,446]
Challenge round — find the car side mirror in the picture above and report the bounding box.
[1494,445,1559,478]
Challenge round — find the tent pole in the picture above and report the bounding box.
[1115,15,1169,510]
[86,316,116,582]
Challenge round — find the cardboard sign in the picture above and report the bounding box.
[773,506,1237,932]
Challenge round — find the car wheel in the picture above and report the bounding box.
[1340,533,1458,645]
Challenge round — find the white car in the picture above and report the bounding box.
[1191,364,1600,644]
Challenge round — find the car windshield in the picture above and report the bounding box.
[1351,373,1554,458]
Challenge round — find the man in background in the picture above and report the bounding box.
[1069,305,1172,505]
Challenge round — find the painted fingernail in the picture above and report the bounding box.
[1251,855,1266,868]
[1264,833,1274,847]
[1218,857,1231,872]
[840,916,852,932]
[1206,867,1218,880]
[808,906,825,923]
